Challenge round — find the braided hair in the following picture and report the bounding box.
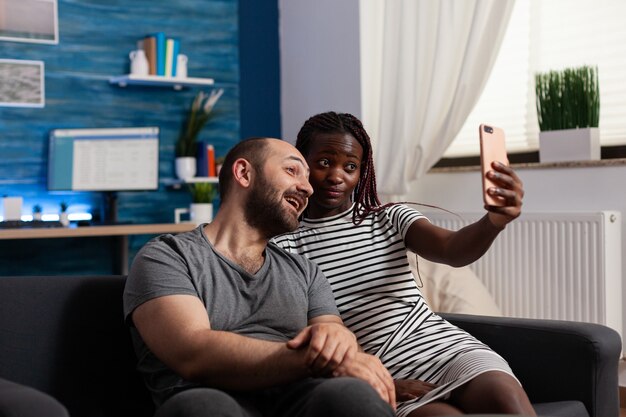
[296,111,394,224]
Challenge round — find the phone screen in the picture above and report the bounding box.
[479,124,508,207]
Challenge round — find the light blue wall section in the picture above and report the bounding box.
[0,0,240,275]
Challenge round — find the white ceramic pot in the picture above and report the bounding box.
[175,157,197,180]
[175,203,213,225]
[59,212,70,227]
[190,203,213,225]
[539,127,600,163]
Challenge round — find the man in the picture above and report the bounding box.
[123,138,395,417]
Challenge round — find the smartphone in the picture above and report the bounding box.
[479,124,508,207]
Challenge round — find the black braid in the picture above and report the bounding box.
[296,111,395,224]
[296,112,461,287]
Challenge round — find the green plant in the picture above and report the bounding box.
[60,201,68,212]
[188,182,217,204]
[535,65,600,131]
[175,89,224,157]
[32,204,42,213]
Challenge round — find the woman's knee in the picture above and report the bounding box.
[155,388,247,417]
[452,371,535,415]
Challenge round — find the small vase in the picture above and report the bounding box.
[59,212,70,227]
[190,203,213,225]
[539,127,600,163]
[174,203,213,225]
[175,157,197,180]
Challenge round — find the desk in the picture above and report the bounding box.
[0,223,197,275]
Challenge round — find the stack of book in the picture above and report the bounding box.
[140,32,181,77]
[196,142,217,177]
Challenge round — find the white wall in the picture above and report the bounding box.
[407,165,626,336]
[279,0,361,143]
[279,1,626,336]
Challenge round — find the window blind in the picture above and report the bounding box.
[444,0,626,158]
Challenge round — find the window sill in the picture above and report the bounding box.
[429,157,626,173]
[430,145,626,173]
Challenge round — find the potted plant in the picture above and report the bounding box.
[175,182,218,225]
[32,204,43,221]
[535,65,600,163]
[175,89,224,180]
[59,201,69,227]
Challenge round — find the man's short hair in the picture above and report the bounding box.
[218,137,271,202]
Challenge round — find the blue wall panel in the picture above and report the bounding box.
[0,0,240,275]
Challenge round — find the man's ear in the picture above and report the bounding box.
[232,158,253,189]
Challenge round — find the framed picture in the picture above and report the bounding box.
[0,0,58,44]
[0,59,45,108]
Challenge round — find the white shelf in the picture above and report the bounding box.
[163,177,219,189]
[109,74,215,90]
[183,177,219,184]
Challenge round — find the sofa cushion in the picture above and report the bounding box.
[534,400,589,417]
[0,275,153,417]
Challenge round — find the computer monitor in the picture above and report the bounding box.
[48,127,159,223]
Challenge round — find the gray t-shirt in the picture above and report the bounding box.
[123,226,339,405]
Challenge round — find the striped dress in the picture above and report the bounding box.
[272,204,517,415]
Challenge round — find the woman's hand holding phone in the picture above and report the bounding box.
[479,124,524,229]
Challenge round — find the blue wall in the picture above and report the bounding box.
[238,0,281,139]
[0,0,242,275]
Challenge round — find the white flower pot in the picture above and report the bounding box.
[175,203,213,225]
[539,127,600,163]
[175,157,197,180]
[59,212,69,227]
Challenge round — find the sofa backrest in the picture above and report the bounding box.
[0,275,154,417]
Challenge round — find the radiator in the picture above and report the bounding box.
[424,211,623,336]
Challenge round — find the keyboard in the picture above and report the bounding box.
[0,220,64,229]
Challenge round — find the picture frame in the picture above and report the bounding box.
[0,0,59,44]
[0,59,45,108]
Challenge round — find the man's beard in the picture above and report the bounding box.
[244,173,302,239]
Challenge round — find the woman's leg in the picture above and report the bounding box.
[406,401,463,416]
[449,371,536,415]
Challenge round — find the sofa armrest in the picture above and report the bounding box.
[439,313,622,417]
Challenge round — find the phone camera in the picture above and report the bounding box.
[484,125,493,134]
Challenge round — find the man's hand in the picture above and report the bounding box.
[394,379,437,401]
[332,352,396,410]
[287,321,358,375]
[485,161,524,228]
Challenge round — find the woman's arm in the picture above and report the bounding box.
[405,162,524,267]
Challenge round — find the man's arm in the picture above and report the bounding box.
[132,294,311,390]
[288,315,396,409]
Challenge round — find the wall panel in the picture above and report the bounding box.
[0,0,240,275]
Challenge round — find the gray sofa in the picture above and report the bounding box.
[0,275,621,417]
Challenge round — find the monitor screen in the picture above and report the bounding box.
[48,127,159,192]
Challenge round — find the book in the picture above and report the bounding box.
[207,145,216,177]
[196,141,208,177]
[165,38,174,77]
[171,39,180,76]
[143,36,157,75]
[152,32,166,76]
[163,38,180,77]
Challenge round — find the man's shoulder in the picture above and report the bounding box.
[267,241,317,269]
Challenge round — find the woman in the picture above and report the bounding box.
[273,112,535,416]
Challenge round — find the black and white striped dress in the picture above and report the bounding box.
[272,204,517,415]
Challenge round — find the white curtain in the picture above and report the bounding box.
[360,0,515,199]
